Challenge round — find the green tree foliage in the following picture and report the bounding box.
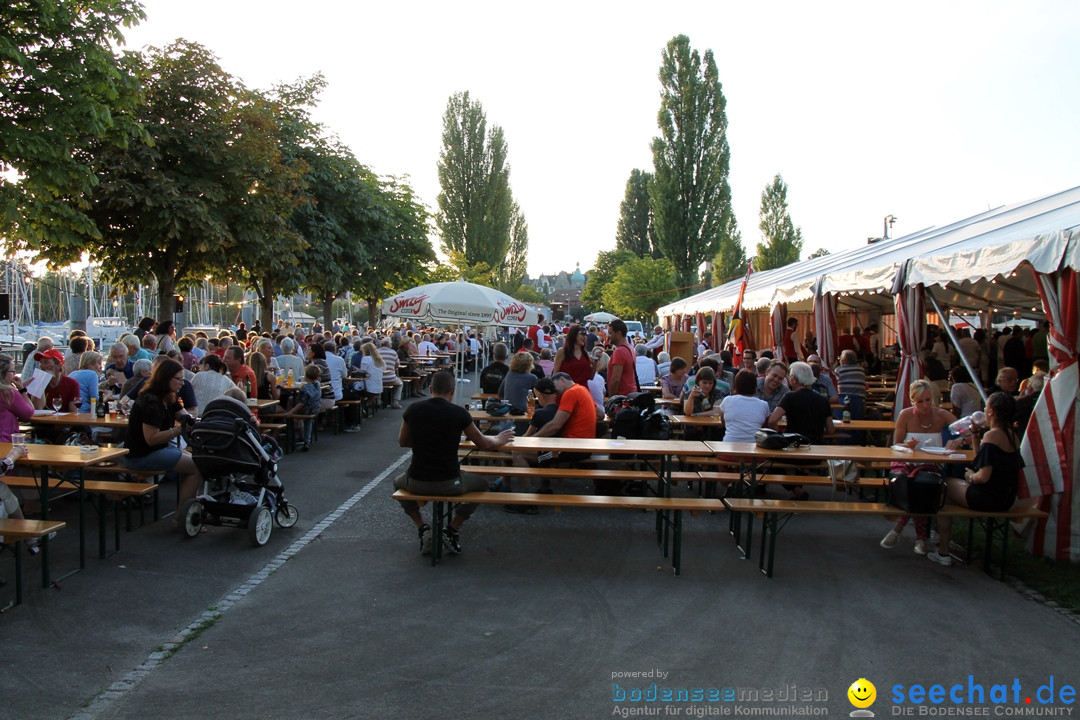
[580,248,636,311]
[354,175,433,327]
[616,169,658,258]
[649,35,733,292]
[808,247,830,259]
[602,256,678,322]
[436,91,527,286]
[82,41,303,318]
[514,284,545,304]
[1,0,147,253]
[712,212,747,286]
[498,201,528,294]
[755,174,803,271]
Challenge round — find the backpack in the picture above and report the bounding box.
[610,406,644,440]
[641,409,671,441]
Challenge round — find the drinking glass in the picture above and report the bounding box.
[12,433,28,452]
[52,397,63,413]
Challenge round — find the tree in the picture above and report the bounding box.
[436,91,527,285]
[579,248,636,311]
[755,174,803,271]
[713,212,747,286]
[616,169,658,258]
[649,34,733,292]
[497,201,528,294]
[601,256,678,322]
[1,0,147,255]
[514,284,545,304]
[354,175,433,327]
[808,247,830,259]
[81,41,303,319]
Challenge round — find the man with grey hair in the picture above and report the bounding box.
[277,336,304,382]
[768,361,833,501]
[768,361,834,444]
[634,343,658,385]
[20,336,54,383]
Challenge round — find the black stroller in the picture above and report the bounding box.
[183,396,299,546]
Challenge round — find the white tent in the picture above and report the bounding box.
[658,185,1080,562]
[659,186,1080,321]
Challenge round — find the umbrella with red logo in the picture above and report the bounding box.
[381,280,539,401]
[381,280,538,327]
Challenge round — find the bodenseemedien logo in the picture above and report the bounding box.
[849,678,877,717]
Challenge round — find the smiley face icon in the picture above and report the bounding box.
[848,678,876,709]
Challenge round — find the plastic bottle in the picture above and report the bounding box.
[842,396,852,424]
[89,396,96,417]
[527,394,535,418]
[949,411,986,436]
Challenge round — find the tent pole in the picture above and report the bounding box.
[927,293,988,404]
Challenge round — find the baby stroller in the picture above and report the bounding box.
[183,397,299,546]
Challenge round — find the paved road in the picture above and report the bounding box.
[3,381,1078,719]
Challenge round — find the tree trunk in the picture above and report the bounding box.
[321,295,335,330]
[366,298,380,330]
[156,278,176,322]
[259,274,275,331]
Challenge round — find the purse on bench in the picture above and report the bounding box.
[887,470,945,514]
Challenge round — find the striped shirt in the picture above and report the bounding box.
[834,363,867,396]
[378,347,400,381]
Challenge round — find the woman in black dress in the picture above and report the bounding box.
[927,392,1021,566]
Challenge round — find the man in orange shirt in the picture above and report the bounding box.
[537,372,604,440]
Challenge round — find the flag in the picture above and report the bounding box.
[727,261,754,361]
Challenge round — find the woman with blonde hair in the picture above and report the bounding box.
[879,379,959,554]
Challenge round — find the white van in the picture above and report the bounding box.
[623,321,645,340]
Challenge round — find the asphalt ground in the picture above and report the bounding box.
[2,375,1079,719]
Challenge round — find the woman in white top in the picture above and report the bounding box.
[879,379,959,554]
[358,342,384,397]
[587,351,608,407]
[949,366,983,419]
[718,370,770,442]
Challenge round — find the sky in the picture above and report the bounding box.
[121,0,1080,282]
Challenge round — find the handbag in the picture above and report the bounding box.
[887,470,945,514]
[754,428,810,450]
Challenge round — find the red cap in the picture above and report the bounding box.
[34,349,64,364]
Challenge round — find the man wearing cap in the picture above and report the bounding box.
[27,348,79,414]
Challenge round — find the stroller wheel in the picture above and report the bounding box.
[180,500,204,539]
[248,506,273,547]
[275,503,299,529]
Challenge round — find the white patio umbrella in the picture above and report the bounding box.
[381,280,538,400]
[381,280,538,327]
[583,311,618,324]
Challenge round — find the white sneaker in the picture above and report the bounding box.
[929,530,940,544]
[344,425,363,433]
[927,550,952,566]
[914,539,928,555]
[880,529,900,548]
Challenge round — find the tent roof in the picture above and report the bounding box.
[658,185,1080,320]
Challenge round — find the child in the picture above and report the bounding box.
[285,364,323,451]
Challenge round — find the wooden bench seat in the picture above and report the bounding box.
[458,464,700,485]
[3,474,158,562]
[723,497,1049,579]
[0,518,67,609]
[392,488,726,575]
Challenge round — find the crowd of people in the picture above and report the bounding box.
[0,310,1044,574]
[393,313,1041,567]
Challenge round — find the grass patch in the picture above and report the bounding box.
[956,521,1080,613]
